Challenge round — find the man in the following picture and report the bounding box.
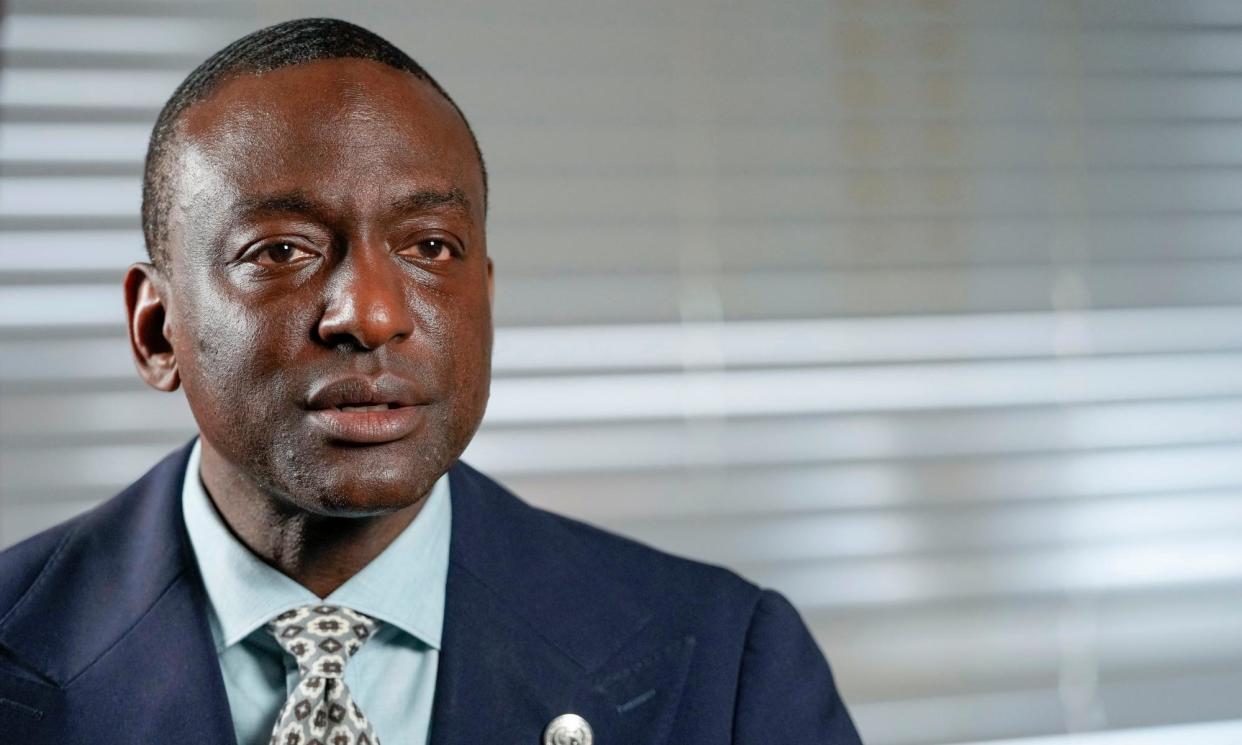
[0,18,861,745]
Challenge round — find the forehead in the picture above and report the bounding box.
[172,58,483,218]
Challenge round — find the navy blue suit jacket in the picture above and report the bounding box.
[0,441,861,744]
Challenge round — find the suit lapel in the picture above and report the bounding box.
[0,441,236,745]
[429,462,695,745]
[427,563,591,742]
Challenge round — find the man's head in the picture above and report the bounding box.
[141,17,487,268]
[125,18,493,517]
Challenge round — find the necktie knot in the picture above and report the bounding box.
[266,604,379,680]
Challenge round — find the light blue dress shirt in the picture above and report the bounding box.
[180,437,450,745]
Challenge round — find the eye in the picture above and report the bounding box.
[402,237,459,262]
[249,241,315,267]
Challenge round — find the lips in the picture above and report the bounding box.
[305,375,429,444]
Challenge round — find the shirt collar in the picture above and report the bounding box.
[181,437,451,653]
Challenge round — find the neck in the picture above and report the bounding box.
[196,438,426,598]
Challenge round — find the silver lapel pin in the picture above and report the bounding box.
[543,713,594,745]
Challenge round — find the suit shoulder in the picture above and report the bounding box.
[0,441,192,628]
[453,461,763,614]
[549,505,759,601]
[0,514,84,620]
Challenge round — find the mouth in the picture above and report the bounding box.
[307,403,425,444]
[335,403,401,413]
[305,376,429,444]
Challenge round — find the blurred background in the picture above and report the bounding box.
[4,1,1242,743]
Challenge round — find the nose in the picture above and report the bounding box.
[316,243,414,350]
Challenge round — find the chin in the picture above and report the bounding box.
[244,411,471,518]
[293,448,445,517]
[310,471,437,519]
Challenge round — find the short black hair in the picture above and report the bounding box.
[141,17,487,266]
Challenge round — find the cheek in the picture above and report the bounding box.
[173,291,298,418]
[427,283,491,356]
[409,277,485,351]
[438,297,493,405]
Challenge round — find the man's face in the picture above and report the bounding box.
[157,58,491,515]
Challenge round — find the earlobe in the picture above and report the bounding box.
[123,262,181,392]
[486,257,494,306]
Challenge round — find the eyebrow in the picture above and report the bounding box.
[233,190,324,220]
[389,188,472,217]
[230,188,472,221]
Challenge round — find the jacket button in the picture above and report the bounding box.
[543,713,593,745]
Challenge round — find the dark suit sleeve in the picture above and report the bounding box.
[732,589,863,743]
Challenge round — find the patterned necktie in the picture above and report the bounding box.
[266,604,382,745]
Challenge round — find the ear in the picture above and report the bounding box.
[486,256,494,306]
[124,262,180,392]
